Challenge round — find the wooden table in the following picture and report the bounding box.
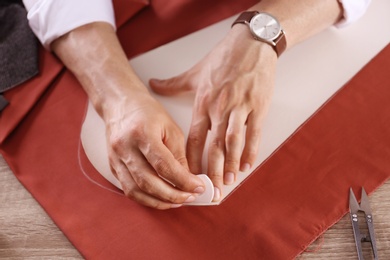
[1,154,389,259]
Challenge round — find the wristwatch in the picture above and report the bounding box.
[232,11,287,57]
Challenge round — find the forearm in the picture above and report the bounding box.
[51,22,148,119]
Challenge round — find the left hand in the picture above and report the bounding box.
[150,26,278,201]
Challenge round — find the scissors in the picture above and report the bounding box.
[349,187,379,260]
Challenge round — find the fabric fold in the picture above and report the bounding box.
[112,0,150,28]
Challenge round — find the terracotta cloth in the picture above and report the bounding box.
[1,0,390,259]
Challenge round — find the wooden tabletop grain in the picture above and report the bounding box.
[1,155,389,259]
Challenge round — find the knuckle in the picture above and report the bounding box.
[224,158,239,168]
[178,176,194,191]
[251,128,262,138]
[109,134,125,152]
[128,125,146,141]
[153,202,170,210]
[109,130,143,154]
[131,194,168,210]
[197,92,210,105]
[187,132,203,147]
[189,163,202,175]
[208,170,223,180]
[111,125,145,143]
[165,192,183,204]
[214,88,231,111]
[145,199,164,209]
[210,137,224,150]
[134,174,152,193]
[175,155,188,166]
[226,130,240,145]
[124,190,135,201]
[153,158,171,176]
[245,148,258,161]
[122,184,137,200]
[248,121,262,137]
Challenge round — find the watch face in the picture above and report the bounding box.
[250,13,281,41]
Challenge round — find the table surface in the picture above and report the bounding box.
[2,1,390,258]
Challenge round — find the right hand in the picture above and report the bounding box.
[103,90,205,209]
[51,22,205,209]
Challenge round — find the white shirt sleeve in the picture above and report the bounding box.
[23,0,370,50]
[22,0,115,49]
[336,0,371,27]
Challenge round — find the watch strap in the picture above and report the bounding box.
[273,30,287,57]
[232,11,287,57]
[232,11,259,25]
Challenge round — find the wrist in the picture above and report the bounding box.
[52,22,151,119]
[227,24,278,64]
[89,67,151,121]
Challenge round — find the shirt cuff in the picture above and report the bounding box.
[335,0,371,28]
[24,0,115,49]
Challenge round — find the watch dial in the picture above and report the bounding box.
[250,13,281,41]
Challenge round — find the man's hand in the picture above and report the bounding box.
[105,90,205,209]
[52,22,205,209]
[150,26,277,201]
[149,0,343,201]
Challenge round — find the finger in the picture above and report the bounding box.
[139,138,205,194]
[207,119,228,202]
[186,113,210,175]
[224,109,247,185]
[149,75,192,96]
[113,161,183,209]
[163,126,190,171]
[115,154,197,205]
[240,111,262,172]
[131,190,184,209]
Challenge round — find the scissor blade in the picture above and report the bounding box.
[349,187,360,213]
[359,188,378,259]
[359,187,372,215]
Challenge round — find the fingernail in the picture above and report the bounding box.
[194,186,205,194]
[171,204,182,209]
[213,187,221,201]
[224,172,235,185]
[241,163,251,172]
[185,195,196,203]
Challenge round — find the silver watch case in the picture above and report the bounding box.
[248,12,282,46]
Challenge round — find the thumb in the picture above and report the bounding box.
[149,76,192,96]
